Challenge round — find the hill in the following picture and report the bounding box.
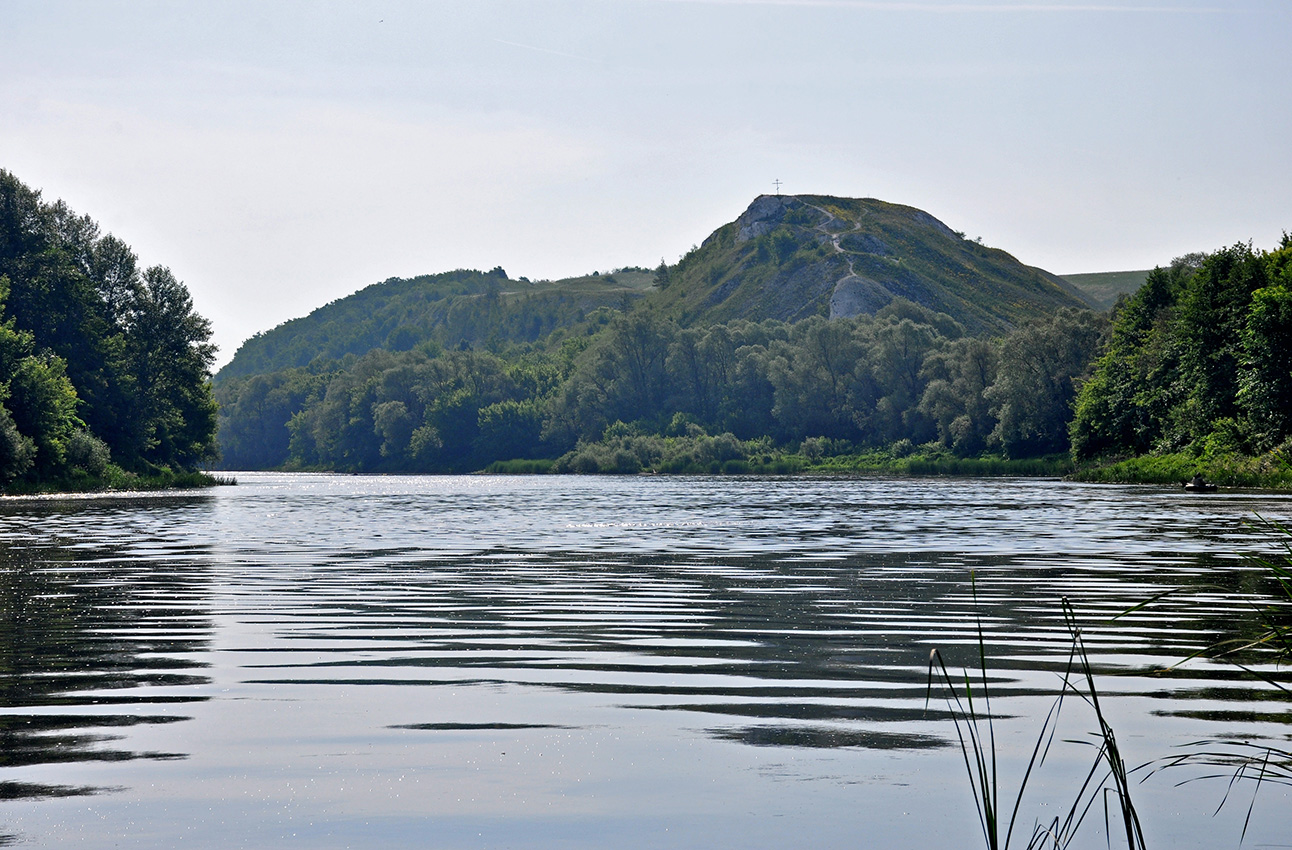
[212,192,1123,473]
[1060,270,1151,310]
[216,266,655,382]
[218,194,1100,384]
[647,195,1097,332]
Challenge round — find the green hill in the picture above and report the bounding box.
[218,194,1099,385]
[1060,270,1151,310]
[648,195,1097,333]
[216,266,655,382]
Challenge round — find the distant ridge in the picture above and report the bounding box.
[216,267,654,382]
[648,194,1097,333]
[1059,269,1150,310]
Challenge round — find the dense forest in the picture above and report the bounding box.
[1072,238,1292,464]
[214,294,1106,473]
[215,228,1292,480]
[0,170,218,490]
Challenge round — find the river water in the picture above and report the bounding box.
[0,473,1288,848]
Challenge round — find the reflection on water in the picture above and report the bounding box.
[0,474,1288,848]
[0,498,212,806]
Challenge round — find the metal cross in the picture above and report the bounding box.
[773,179,782,196]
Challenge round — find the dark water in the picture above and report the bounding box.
[0,473,1289,848]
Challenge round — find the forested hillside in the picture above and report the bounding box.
[218,267,655,381]
[212,187,1289,482]
[215,294,1108,472]
[217,194,1095,386]
[0,170,218,490]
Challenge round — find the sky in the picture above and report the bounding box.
[3,0,1289,367]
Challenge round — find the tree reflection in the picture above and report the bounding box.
[0,531,212,801]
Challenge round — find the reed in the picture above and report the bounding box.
[927,587,1146,849]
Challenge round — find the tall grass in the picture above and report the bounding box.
[1070,450,1292,488]
[927,590,1146,849]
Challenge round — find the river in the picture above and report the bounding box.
[0,473,1288,848]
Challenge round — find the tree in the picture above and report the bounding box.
[0,171,220,480]
[0,276,82,481]
[1238,284,1292,450]
[987,310,1106,457]
[121,266,218,468]
[919,337,999,455]
[869,317,941,444]
[1069,264,1189,459]
[766,317,868,441]
[653,259,671,289]
[549,312,675,440]
[1173,243,1268,446]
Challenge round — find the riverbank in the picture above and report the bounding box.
[1068,450,1292,488]
[292,441,1292,490]
[2,466,234,496]
[485,439,1074,477]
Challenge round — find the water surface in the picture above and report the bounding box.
[0,474,1289,847]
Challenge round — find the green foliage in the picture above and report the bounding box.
[1070,448,1292,488]
[216,288,1111,475]
[0,170,217,488]
[919,337,999,455]
[0,405,35,482]
[215,367,332,469]
[1176,243,1269,441]
[551,424,802,475]
[216,267,655,382]
[206,188,1288,483]
[276,347,563,473]
[1072,238,1292,465]
[1238,283,1292,449]
[481,458,555,474]
[986,309,1107,458]
[8,353,80,474]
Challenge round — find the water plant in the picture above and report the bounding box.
[927,592,1146,850]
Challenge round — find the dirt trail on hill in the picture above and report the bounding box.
[800,200,864,278]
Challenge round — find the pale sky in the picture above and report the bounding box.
[4,0,1288,366]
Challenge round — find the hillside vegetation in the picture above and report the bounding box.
[213,194,1116,473]
[0,170,218,491]
[218,267,655,381]
[1060,270,1151,310]
[218,194,1096,386]
[211,192,1289,484]
[647,195,1096,332]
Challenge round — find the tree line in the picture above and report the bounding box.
[1072,237,1292,461]
[215,297,1108,473]
[0,170,218,488]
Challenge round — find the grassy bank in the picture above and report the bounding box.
[1070,451,1292,488]
[806,451,1073,477]
[3,465,233,496]
[484,428,1076,477]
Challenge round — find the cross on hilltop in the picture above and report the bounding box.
[773,179,782,196]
